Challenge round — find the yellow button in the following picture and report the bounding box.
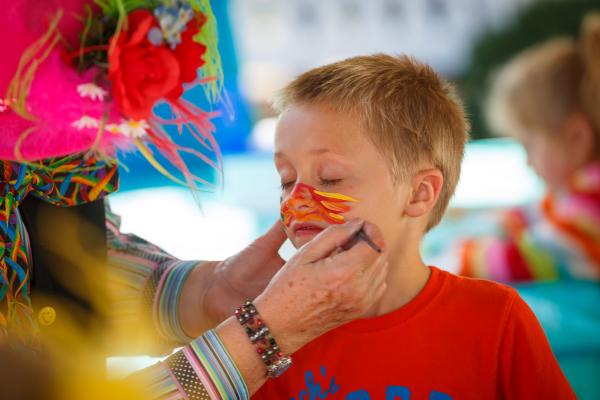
[38,306,56,326]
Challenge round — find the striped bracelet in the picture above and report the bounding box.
[167,329,248,400]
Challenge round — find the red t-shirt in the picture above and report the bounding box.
[253,267,575,400]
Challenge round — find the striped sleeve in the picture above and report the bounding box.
[132,330,248,400]
[105,202,195,351]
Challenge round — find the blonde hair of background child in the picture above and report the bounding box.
[487,12,600,157]
[274,54,469,230]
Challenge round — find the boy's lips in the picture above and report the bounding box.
[291,222,326,237]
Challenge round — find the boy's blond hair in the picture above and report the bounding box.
[273,54,469,230]
[487,13,600,156]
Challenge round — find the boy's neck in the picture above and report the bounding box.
[367,247,431,318]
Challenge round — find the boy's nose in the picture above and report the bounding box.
[290,198,314,212]
[289,182,314,199]
[285,183,318,210]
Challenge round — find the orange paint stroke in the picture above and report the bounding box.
[280,183,359,227]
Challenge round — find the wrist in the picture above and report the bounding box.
[235,300,293,379]
[215,317,268,395]
[179,260,220,337]
[253,294,305,355]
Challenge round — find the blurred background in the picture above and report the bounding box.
[108,0,600,398]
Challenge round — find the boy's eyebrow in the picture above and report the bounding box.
[275,148,331,158]
[309,148,335,155]
[275,148,355,167]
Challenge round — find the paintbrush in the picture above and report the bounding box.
[341,228,382,253]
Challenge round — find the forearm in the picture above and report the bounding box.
[107,201,222,347]
[215,317,268,396]
[132,325,252,400]
[178,260,221,337]
[137,301,300,399]
[216,294,307,396]
[134,219,389,398]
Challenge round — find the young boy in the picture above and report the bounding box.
[252,54,575,399]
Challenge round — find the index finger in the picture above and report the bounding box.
[299,219,365,263]
[327,220,387,270]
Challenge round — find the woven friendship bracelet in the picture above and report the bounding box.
[235,300,292,378]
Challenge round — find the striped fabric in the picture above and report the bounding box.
[133,330,248,400]
[460,162,600,282]
[106,205,247,399]
[106,205,193,348]
[1,155,118,345]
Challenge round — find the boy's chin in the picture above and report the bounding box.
[291,232,321,249]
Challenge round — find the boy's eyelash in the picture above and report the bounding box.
[319,178,342,186]
[279,179,342,190]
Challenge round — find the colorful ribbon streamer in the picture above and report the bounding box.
[0,155,118,344]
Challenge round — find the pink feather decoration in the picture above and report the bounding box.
[0,52,129,161]
[0,0,223,189]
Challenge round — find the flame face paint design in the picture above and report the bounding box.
[280,182,359,227]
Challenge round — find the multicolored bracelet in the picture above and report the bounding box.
[235,300,293,378]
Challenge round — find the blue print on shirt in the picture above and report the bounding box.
[386,386,411,399]
[290,366,452,400]
[292,366,340,400]
[346,389,370,399]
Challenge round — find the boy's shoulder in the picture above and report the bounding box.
[435,266,518,298]
[432,266,522,323]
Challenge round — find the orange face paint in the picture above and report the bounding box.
[280,182,359,227]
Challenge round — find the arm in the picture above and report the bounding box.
[132,219,388,399]
[105,203,290,353]
[105,205,198,353]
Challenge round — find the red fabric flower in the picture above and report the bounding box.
[108,10,207,120]
[167,13,207,101]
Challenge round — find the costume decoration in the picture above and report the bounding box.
[0,156,118,343]
[1,0,223,188]
[1,0,223,344]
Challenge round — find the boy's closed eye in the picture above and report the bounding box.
[318,178,343,187]
[279,178,344,192]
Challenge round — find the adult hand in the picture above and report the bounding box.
[214,218,387,395]
[254,219,388,354]
[180,222,287,336]
[204,222,288,325]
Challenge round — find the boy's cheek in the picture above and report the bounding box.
[342,204,368,223]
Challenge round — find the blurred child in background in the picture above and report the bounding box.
[460,13,600,282]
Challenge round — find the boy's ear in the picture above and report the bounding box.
[404,168,444,218]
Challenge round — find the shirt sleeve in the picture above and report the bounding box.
[132,329,249,400]
[106,203,250,399]
[105,200,196,354]
[498,292,576,399]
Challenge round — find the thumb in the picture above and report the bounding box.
[301,219,364,263]
[252,220,288,253]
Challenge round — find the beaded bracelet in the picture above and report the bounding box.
[235,300,293,378]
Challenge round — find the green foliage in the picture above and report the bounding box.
[94,0,157,17]
[189,0,224,104]
[461,0,600,139]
